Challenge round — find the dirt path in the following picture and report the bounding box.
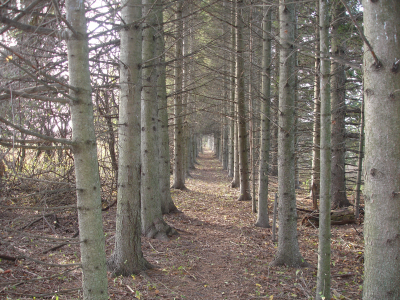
[0,150,364,299]
[133,150,362,300]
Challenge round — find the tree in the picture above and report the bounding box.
[316,0,331,298]
[272,0,306,267]
[107,0,150,276]
[65,0,108,297]
[156,0,178,214]
[330,0,350,209]
[172,1,186,190]
[255,3,272,228]
[236,0,251,201]
[230,0,240,187]
[362,0,400,298]
[141,0,177,239]
[310,2,321,210]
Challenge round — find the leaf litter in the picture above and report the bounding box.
[0,150,363,299]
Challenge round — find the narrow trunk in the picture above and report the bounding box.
[172,1,186,190]
[155,0,178,214]
[311,1,320,210]
[236,0,251,201]
[255,4,272,228]
[316,0,331,298]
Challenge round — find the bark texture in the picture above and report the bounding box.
[362,1,400,299]
[107,0,150,277]
[172,1,186,190]
[236,0,251,201]
[141,0,176,240]
[311,0,320,210]
[66,0,108,297]
[316,0,331,298]
[255,4,272,228]
[155,1,178,214]
[330,0,350,209]
[272,0,306,267]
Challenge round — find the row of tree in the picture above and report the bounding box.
[0,0,399,299]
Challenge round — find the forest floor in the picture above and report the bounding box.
[0,150,364,299]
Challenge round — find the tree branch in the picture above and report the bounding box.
[0,116,75,146]
[340,0,381,68]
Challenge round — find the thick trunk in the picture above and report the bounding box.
[107,0,150,277]
[272,0,306,267]
[66,0,108,297]
[330,0,350,210]
[255,5,272,228]
[141,0,177,240]
[362,1,400,299]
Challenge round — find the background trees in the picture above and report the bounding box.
[362,0,400,298]
[0,0,373,297]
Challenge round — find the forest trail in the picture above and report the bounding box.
[0,150,364,299]
[124,150,362,300]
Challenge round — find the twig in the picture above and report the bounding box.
[1,240,81,267]
[101,199,117,211]
[307,219,318,230]
[43,231,79,254]
[20,213,54,230]
[1,204,76,211]
[126,285,135,294]
[340,0,381,68]
[5,287,82,298]
[0,115,75,146]
[148,241,164,254]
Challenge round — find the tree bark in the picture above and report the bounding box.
[316,0,331,298]
[236,0,251,201]
[255,4,272,228]
[311,0,320,210]
[362,1,400,299]
[330,0,350,209]
[141,0,177,240]
[172,1,186,190]
[66,0,108,297]
[155,0,178,214]
[107,0,150,277]
[272,0,306,267]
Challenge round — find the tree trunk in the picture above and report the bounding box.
[229,0,238,184]
[316,0,331,298]
[236,0,251,201]
[155,0,178,214]
[311,1,320,210]
[272,0,306,267]
[172,1,186,190]
[66,0,108,297]
[362,1,400,298]
[330,0,350,210]
[141,0,177,240]
[107,0,150,277]
[255,4,272,228]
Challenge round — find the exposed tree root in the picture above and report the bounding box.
[143,218,178,241]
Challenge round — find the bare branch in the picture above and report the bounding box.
[0,115,75,146]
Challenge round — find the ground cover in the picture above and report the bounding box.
[0,151,364,299]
